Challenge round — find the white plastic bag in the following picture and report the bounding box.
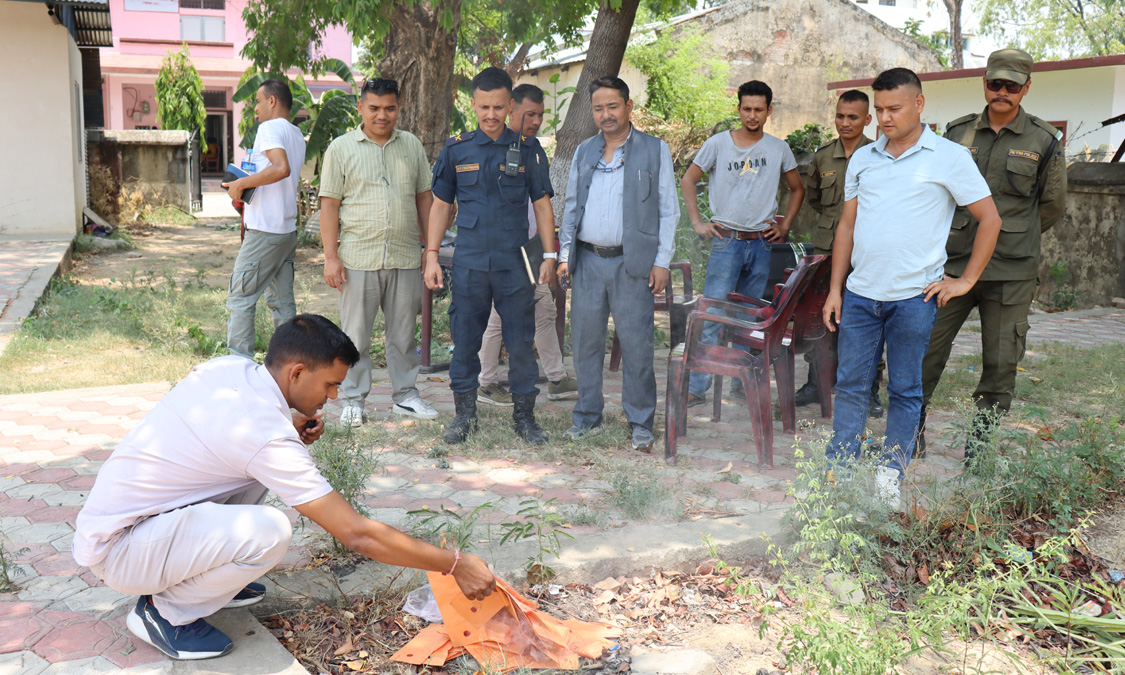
[402,583,443,623]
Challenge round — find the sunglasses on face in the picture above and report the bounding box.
[986,79,1024,94]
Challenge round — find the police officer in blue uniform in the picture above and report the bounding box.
[424,67,557,445]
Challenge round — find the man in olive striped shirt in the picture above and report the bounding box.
[319,78,437,426]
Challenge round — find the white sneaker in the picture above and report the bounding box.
[875,467,901,511]
[393,395,439,420]
[339,405,364,428]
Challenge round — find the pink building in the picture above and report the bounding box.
[98,0,353,173]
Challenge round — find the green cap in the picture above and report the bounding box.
[986,49,1033,85]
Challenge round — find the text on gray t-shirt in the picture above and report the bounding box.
[691,131,798,231]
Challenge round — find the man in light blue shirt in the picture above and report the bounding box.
[821,68,1001,509]
[558,75,679,452]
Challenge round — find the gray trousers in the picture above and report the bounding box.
[570,250,656,430]
[339,268,423,406]
[226,229,298,359]
[89,483,292,626]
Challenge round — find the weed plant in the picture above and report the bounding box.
[498,498,576,583]
[308,425,382,552]
[757,406,1125,673]
[405,502,494,553]
[0,536,28,593]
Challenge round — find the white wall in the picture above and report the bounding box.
[834,66,1122,160]
[0,1,85,239]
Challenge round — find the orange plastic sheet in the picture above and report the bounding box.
[391,571,621,672]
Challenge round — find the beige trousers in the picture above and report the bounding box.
[89,483,292,626]
[479,283,566,385]
[338,267,423,406]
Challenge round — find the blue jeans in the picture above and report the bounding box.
[688,236,773,397]
[826,289,937,477]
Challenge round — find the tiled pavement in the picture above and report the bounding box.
[3,308,1125,672]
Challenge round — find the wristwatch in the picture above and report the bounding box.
[543,252,557,260]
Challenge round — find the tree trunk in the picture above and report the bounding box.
[943,0,964,69]
[506,41,536,78]
[379,0,461,161]
[548,0,641,220]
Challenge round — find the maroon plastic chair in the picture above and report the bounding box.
[725,255,834,424]
[664,257,821,467]
[609,261,692,372]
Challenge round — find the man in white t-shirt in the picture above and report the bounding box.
[821,68,1002,509]
[680,80,805,406]
[223,79,307,359]
[73,315,496,661]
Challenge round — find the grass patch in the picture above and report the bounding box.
[0,273,235,394]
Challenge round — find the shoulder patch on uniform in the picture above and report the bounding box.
[455,163,479,172]
[967,147,979,155]
[445,131,474,146]
[946,113,977,133]
[1009,149,1040,162]
[1029,116,1064,141]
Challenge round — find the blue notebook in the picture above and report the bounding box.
[223,163,256,204]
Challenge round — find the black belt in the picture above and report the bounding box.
[578,240,624,258]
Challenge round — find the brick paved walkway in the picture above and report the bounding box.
[3,299,1125,670]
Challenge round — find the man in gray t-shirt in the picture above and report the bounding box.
[680,80,805,405]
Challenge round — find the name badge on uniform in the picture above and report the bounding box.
[1008,149,1040,161]
[455,163,479,173]
[820,170,835,178]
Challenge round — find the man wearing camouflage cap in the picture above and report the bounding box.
[919,48,1066,464]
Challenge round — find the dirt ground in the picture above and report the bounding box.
[76,219,341,319]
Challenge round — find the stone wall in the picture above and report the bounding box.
[685,0,944,140]
[1040,162,1125,308]
[87,129,195,219]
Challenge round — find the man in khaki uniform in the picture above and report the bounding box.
[320,78,439,426]
[797,90,878,412]
[919,49,1066,461]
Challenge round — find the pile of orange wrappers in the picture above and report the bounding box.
[391,571,621,671]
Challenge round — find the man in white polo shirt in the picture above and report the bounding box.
[821,68,1002,508]
[73,315,496,661]
[223,79,307,359]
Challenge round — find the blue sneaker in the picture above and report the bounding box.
[223,582,265,608]
[127,596,234,660]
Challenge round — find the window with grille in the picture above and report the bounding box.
[202,90,227,109]
[180,0,225,9]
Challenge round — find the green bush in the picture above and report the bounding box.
[626,27,732,129]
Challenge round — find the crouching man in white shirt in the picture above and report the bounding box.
[73,314,495,660]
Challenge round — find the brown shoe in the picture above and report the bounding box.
[687,393,706,408]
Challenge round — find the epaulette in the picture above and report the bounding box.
[1029,115,1065,142]
[815,139,836,153]
[945,113,978,133]
[445,131,474,146]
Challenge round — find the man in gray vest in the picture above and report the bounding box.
[557,76,679,452]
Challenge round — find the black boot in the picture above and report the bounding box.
[915,406,927,459]
[964,409,996,468]
[512,393,548,445]
[443,390,478,444]
[795,365,820,406]
[868,376,884,419]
